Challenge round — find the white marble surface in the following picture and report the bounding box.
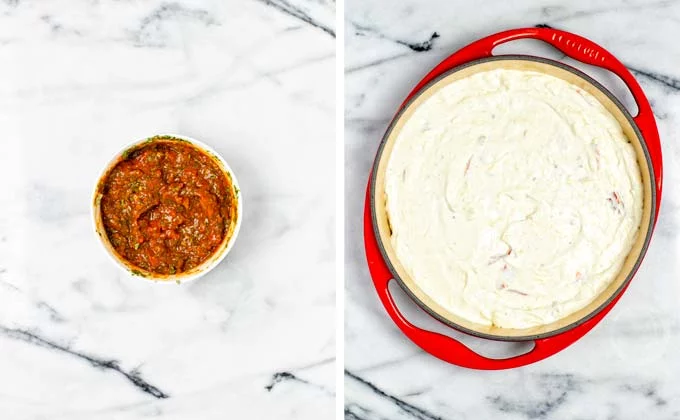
[345,0,680,418]
[0,0,334,418]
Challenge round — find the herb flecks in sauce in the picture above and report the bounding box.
[100,140,236,276]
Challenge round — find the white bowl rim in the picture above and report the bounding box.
[91,133,243,285]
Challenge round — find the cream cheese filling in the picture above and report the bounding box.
[385,68,643,329]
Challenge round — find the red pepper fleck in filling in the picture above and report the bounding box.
[99,139,237,275]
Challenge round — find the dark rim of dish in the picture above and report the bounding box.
[369,55,657,342]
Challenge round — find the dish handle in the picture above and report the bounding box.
[364,186,622,370]
[410,27,662,216]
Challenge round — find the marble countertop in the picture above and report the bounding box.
[345,0,680,418]
[0,0,335,418]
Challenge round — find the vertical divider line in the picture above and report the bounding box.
[335,0,345,418]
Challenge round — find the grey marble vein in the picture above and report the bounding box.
[346,370,447,420]
[487,374,580,419]
[255,0,335,37]
[265,371,311,391]
[266,371,335,397]
[350,21,440,52]
[627,66,680,92]
[0,326,169,399]
[345,403,392,420]
[345,52,411,74]
[619,383,667,407]
[133,2,220,47]
[34,301,66,323]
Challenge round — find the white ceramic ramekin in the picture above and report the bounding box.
[92,134,242,284]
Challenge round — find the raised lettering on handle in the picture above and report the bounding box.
[550,32,606,63]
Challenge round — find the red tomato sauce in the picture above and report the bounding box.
[98,139,237,275]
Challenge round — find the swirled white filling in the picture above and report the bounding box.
[385,68,643,329]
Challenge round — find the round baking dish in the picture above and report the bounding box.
[370,56,656,341]
[93,134,242,284]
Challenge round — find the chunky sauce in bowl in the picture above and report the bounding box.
[97,138,238,276]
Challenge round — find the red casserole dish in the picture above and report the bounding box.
[364,27,663,369]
